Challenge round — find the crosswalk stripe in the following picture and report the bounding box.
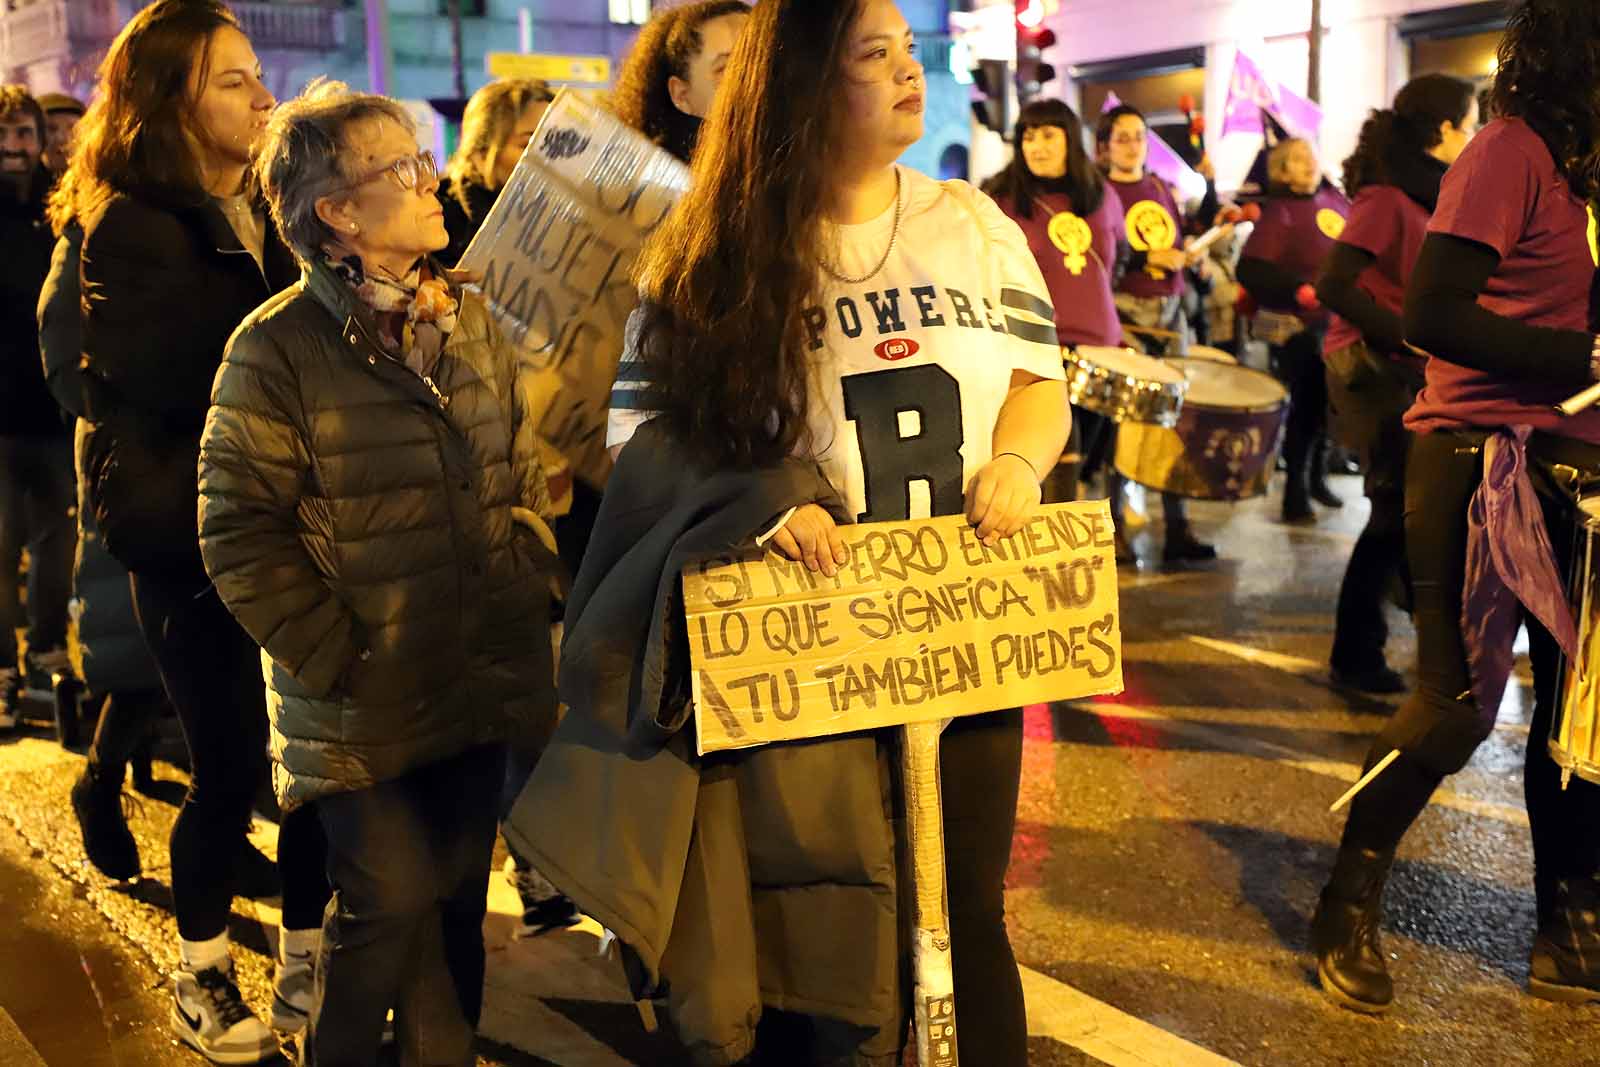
[1019,965,1242,1066]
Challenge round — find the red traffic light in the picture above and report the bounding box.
[1016,0,1045,31]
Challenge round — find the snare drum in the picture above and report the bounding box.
[1553,496,1600,787]
[1064,346,1187,428]
[1186,345,1238,365]
[1113,359,1289,500]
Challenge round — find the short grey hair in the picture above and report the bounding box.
[255,78,417,266]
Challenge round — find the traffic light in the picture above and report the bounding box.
[971,58,1010,134]
[1015,0,1057,102]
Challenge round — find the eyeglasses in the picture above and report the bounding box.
[344,149,437,192]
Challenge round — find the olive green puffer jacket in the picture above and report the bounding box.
[198,260,557,812]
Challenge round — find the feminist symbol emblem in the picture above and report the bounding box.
[1048,212,1094,276]
[1125,200,1177,279]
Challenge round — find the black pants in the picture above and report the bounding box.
[308,744,505,1067]
[1271,331,1329,506]
[1325,344,1421,671]
[0,434,75,667]
[86,687,163,781]
[130,570,329,938]
[941,708,1026,1066]
[1340,431,1600,920]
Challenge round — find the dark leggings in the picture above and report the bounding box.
[130,570,330,937]
[941,708,1026,1066]
[1272,330,1329,503]
[1339,431,1600,920]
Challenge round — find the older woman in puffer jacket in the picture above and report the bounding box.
[195,80,560,1066]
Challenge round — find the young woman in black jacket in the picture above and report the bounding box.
[66,3,329,1061]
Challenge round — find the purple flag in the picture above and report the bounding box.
[1221,51,1323,140]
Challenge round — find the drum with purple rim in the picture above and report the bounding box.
[1113,358,1289,500]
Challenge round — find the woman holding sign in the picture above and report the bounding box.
[1098,104,1216,565]
[609,0,751,164]
[1236,138,1351,523]
[438,77,554,265]
[602,1,1067,1061]
[1313,0,1600,1015]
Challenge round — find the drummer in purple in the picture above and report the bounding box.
[1237,138,1351,523]
[985,99,1123,513]
[1097,103,1216,565]
[1313,0,1600,1018]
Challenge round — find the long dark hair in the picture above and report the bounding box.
[633,0,860,468]
[1490,0,1600,201]
[46,0,236,233]
[1342,74,1474,197]
[983,98,1105,219]
[609,0,749,163]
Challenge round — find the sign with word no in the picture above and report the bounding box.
[683,501,1124,755]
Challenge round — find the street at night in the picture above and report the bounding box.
[4,481,1596,1065]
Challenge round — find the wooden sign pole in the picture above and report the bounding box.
[904,719,958,1067]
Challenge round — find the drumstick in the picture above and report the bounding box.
[1125,324,1181,341]
[1329,749,1401,813]
[1558,381,1600,417]
[1187,204,1261,258]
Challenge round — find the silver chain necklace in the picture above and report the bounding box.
[821,168,903,286]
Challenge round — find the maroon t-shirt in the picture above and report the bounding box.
[1240,185,1351,325]
[1323,184,1431,357]
[1107,173,1185,299]
[994,186,1124,348]
[1405,118,1600,443]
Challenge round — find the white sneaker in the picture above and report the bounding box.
[171,960,279,1064]
[270,944,316,1035]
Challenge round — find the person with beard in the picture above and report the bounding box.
[70,4,330,1059]
[1097,103,1215,565]
[1316,74,1478,694]
[1312,0,1600,1015]
[1236,138,1351,523]
[608,0,750,164]
[984,98,1121,503]
[437,77,554,265]
[0,85,73,729]
[38,92,84,180]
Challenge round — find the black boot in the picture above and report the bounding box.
[1282,478,1315,523]
[1163,521,1217,564]
[1529,877,1600,1003]
[1311,845,1395,1014]
[70,762,141,881]
[1310,438,1345,509]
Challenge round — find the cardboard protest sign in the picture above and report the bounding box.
[458,90,690,489]
[683,501,1124,755]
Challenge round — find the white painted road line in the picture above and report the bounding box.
[1020,964,1242,1067]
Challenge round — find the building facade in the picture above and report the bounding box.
[1029,0,1506,193]
[0,0,969,179]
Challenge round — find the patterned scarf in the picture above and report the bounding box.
[325,253,459,378]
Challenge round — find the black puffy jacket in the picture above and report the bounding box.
[78,188,299,577]
[198,259,558,811]
[0,167,65,439]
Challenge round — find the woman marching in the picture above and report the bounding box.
[1316,75,1478,694]
[71,3,330,1061]
[984,98,1122,501]
[609,0,751,164]
[1313,0,1600,1014]
[200,79,560,1064]
[518,1,1068,1063]
[437,77,554,265]
[1097,104,1214,565]
[1236,137,1351,523]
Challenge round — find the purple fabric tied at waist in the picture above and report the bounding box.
[1462,426,1580,727]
